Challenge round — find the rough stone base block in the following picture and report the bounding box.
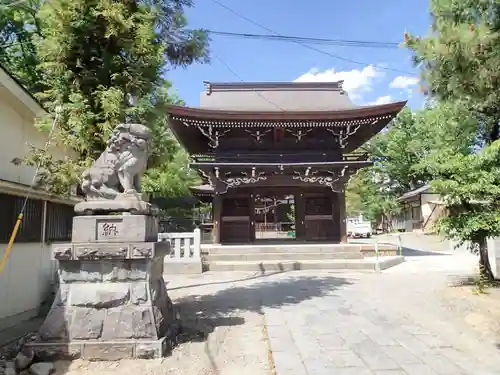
[74,193,155,216]
[164,259,203,274]
[25,337,170,360]
[31,238,179,361]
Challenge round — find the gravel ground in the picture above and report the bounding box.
[51,272,274,375]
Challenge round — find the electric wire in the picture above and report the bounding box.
[208,0,417,76]
[214,54,286,111]
[207,30,401,49]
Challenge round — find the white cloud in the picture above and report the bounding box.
[390,75,419,89]
[366,95,393,106]
[294,65,384,100]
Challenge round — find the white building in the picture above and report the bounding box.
[0,64,78,332]
[392,185,445,233]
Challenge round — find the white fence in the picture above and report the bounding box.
[158,229,202,274]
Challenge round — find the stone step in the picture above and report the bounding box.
[205,256,405,272]
[205,252,363,262]
[203,244,392,255]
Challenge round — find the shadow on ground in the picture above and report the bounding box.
[401,247,451,257]
[173,274,351,345]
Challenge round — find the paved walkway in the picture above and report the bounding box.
[264,251,500,375]
[5,241,500,375]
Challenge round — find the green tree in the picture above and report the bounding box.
[404,0,500,280]
[346,169,400,230]
[348,102,477,227]
[423,140,500,280]
[0,0,44,92]
[405,0,500,143]
[7,0,208,197]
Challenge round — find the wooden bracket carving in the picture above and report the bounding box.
[292,166,349,191]
[326,125,361,148]
[245,129,272,143]
[285,128,312,142]
[195,125,231,148]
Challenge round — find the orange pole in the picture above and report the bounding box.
[0,213,24,274]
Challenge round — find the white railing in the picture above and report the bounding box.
[158,228,201,260]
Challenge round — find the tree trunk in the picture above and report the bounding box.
[478,239,495,281]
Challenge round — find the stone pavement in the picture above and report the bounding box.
[3,246,499,375]
[263,252,500,375]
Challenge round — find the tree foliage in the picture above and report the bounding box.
[0,0,44,92]
[402,0,500,279]
[346,169,400,228]
[422,140,500,280]
[0,0,208,197]
[347,101,477,226]
[406,0,500,143]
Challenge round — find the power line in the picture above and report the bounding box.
[207,30,400,49]
[213,54,285,111]
[208,0,417,76]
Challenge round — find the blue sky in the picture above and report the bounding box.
[168,0,431,108]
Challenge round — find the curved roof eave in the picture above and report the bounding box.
[167,101,407,121]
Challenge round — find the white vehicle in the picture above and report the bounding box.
[347,217,372,238]
[351,222,372,238]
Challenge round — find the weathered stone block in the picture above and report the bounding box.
[54,284,70,306]
[80,262,103,281]
[58,261,83,283]
[135,339,166,359]
[129,261,148,280]
[24,343,82,360]
[70,283,130,308]
[52,246,72,260]
[74,245,128,260]
[101,306,156,340]
[38,307,72,341]
[130,282,148,304]
[59,261,104,283]
[72,215,158,243]
[70,308,105,339]
[52,242,169,261]
[82,343,134,361]
[102,261,130,281]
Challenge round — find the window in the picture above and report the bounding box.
[411,206,422,221]
[0,193,75,243]
[45,202,74,242]
[0,193,43,243]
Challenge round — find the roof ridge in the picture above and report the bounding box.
[203,81,345,93]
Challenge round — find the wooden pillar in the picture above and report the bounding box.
[212,194,222,244]
[249,191,256,243]
[338,191,347,243]
[295,190,305,241]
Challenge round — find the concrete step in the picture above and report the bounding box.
[203,243,392,255]
[205,256,405,272]
[205,252,363,262]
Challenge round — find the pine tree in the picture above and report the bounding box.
[3,0,208,197]
[405,0,500,143]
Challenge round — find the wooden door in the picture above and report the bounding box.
[304,194,336,241]
[220,195,252,243]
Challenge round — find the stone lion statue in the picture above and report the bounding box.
[80,123,152,200]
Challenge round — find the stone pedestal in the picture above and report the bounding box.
[26,215,177,361]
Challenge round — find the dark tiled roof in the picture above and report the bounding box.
[398,185,430,201]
